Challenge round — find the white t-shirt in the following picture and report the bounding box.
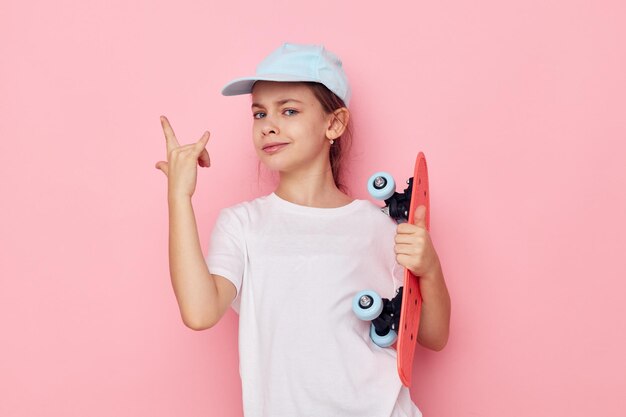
[206,192,423,417]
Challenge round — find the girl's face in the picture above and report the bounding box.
[250,81,334,176]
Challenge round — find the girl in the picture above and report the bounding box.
[155,43,451,417]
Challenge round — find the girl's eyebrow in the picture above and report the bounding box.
[251,98,304,109]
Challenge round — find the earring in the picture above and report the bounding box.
[329,139,335,145]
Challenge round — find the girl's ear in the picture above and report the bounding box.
[326,107,350,140]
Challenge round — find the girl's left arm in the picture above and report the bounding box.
[414,261,450,351]
[394,205,451,351]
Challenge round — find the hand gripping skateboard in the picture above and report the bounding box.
[352,152,429,387]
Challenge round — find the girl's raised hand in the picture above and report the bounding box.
[155,115,211,199]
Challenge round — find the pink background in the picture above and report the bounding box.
[1,0,625,416]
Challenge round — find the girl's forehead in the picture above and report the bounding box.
[251,81,315,104]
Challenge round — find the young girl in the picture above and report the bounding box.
[155,43,451,417]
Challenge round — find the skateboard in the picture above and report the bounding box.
[352,152,429,387]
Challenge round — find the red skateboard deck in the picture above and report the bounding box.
[397,152,429,386]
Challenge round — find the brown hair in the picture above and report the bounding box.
[304,82,353,194]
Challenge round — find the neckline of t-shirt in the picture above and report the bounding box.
[268,192,367,215]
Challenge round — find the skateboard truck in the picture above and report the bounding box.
[368,288,403,336]
[369,173,413,223]
[353,288,404,347]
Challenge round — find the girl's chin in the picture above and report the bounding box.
[258,155,302,175]
[257,149,323,174]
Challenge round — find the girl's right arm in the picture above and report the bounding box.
[156,116,236,330]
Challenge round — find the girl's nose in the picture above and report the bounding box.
[262,118,279,136]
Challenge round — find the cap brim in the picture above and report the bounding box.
[221,74,321,96]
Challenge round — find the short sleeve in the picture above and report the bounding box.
[206,208,245,308]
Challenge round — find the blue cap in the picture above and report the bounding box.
[221,43,351,107]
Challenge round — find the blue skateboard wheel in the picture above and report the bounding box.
[352,290,383,321]
[370,324,398,348]
[367,172,395,200]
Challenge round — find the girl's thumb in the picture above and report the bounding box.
[155,161,169,177]
[413,205,427,228]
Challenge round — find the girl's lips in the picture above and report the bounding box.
[262,143,289,154]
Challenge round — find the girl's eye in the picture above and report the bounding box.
[283,109,298,116]
[253,112,266,119]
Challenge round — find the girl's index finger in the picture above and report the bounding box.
[160,115,180,151]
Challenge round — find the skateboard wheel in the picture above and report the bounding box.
[370,324,398,348]
[367,172,395,201]
[352,290,383,321]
